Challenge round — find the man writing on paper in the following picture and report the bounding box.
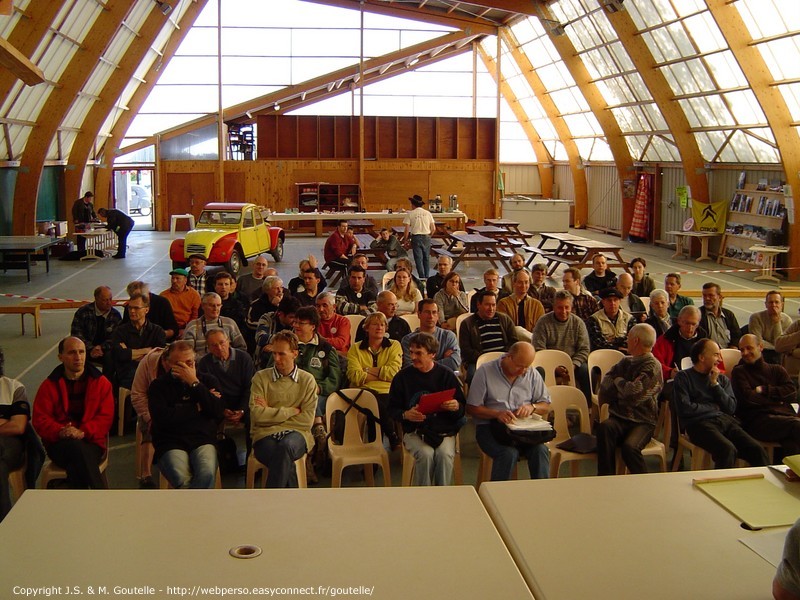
[389,332,465,486]
[467,342,551,482]
[596,323,663,475]
[673,338,767,469]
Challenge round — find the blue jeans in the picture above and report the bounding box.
[411,234,431,279]
[475,424,550,481]
[253,431,307,488]
[403,432,456,486]
[159,444,218,489]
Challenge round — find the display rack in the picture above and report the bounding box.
[718,179,788,270]
[295,182,361,213]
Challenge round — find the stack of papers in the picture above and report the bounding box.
[507,415,553,431]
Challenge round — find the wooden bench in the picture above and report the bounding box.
[432,247,456,259]
[0,304,42,337]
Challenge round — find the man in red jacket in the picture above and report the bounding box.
[32,337,114,488]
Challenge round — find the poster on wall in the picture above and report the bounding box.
[622,179,636,200]
[691,199,729,233]
[676,186,689,209]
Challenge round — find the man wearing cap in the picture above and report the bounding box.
[403,194,436,281]
[586,287,635,352]
[71,192,97,254]
[187,254,214,296]
[97,207,134,259]
[160,267,201,337]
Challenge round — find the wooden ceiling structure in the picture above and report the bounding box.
[0,0,797,265]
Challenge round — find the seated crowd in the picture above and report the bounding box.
[5,230,800,509]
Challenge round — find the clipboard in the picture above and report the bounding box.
[417,388,456,415]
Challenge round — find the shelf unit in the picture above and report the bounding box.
[295,182,361,213]
[718,182,788,269]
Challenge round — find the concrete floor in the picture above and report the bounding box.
[1,227,797,488]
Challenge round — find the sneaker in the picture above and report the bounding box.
[139,476,157,489]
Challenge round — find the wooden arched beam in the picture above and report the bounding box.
[499,27,589,227]
[0,0,61,100]
[477,44,554,197]
[602,4,709,236]
[94,0,208,213]
[64,5,187,206]
[540,5,634,236]
[706,0,800,279]
[12,1,133,234]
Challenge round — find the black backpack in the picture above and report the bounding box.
[329,390,380,445]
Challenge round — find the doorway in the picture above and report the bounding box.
[113,169,155,230]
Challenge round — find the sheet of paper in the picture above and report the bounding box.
[739,528,792,569]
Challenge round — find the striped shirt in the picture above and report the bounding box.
[478,317,506,353]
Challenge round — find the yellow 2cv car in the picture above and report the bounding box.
[169,203,284,275]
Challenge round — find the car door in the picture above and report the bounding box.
[238,207,258,256]
[251,208,271,255]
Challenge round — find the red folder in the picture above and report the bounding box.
[417,388,456,415]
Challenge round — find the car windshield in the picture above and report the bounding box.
[199,210,241,225]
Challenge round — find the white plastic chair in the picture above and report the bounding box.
[680,356,693,370]
[344,314,365,346]
[599,403,667,473]
[454,312,472,342]
[40,452,109,489]
[381,271,396,291]
[587,349,625,415]
[245,453,307,488]
[533,349,575,388]
[476,351,505,371]
[117,387,130,437]
[326,389,391,487]
[720,348,742,373]
[547,386,596,478]
[401,433,463,486]
[401,313,420,331]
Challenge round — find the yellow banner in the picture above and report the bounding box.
[691,199,728,233]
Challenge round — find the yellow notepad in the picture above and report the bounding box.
[693,474,800,529]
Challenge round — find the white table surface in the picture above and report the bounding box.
[1,487,532,599]
[479,467,799,600]
[267,210,467,221]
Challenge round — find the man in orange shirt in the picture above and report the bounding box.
[160,268,201,337]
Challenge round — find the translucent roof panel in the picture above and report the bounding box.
[496,16,612,161]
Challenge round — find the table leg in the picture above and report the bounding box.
[754,252,781,284]
[671,235,685,260]
[25,250,31,282]
[695,238,711,262]
[44,247,51,273]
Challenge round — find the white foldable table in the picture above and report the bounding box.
[479,467,799,600]
[0,487,532,598]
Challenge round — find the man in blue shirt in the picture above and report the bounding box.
[467,342,551,481]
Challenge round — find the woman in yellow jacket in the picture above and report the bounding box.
[346,312,402,448]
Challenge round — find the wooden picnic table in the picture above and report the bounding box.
[348,219,376,235]
[442,232,513,272]
[354,233,387,270]
[533,232,629,276]
[467,225,527,250]
[391,222,452,239]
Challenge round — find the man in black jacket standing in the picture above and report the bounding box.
[97,207,134,259]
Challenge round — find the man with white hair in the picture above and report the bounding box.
[596,323,663,475]
[236,254,270,304]
[645,289,672,338]
[355,290,411,343]
[246,275,284,333]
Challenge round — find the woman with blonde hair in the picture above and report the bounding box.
[389,267,422,315]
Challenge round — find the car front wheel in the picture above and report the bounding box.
[227,248,244,276]
[270,238,284,262]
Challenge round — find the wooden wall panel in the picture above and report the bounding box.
[477,120,496,160]
[335,116,352,159]
[363,116,377,159]
[377,117,397,159]
[437,118,457,159]
[397,118,416,159]
[319,117,335,159]
[256,115,277,159]
[417,118,436,159]
[457,118,476,159]
[158,159,495,230]
[277,116,298,158]
[297,116,319,158]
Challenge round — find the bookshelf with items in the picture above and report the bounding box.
[295,182,361,214]
[718,175,788,270]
